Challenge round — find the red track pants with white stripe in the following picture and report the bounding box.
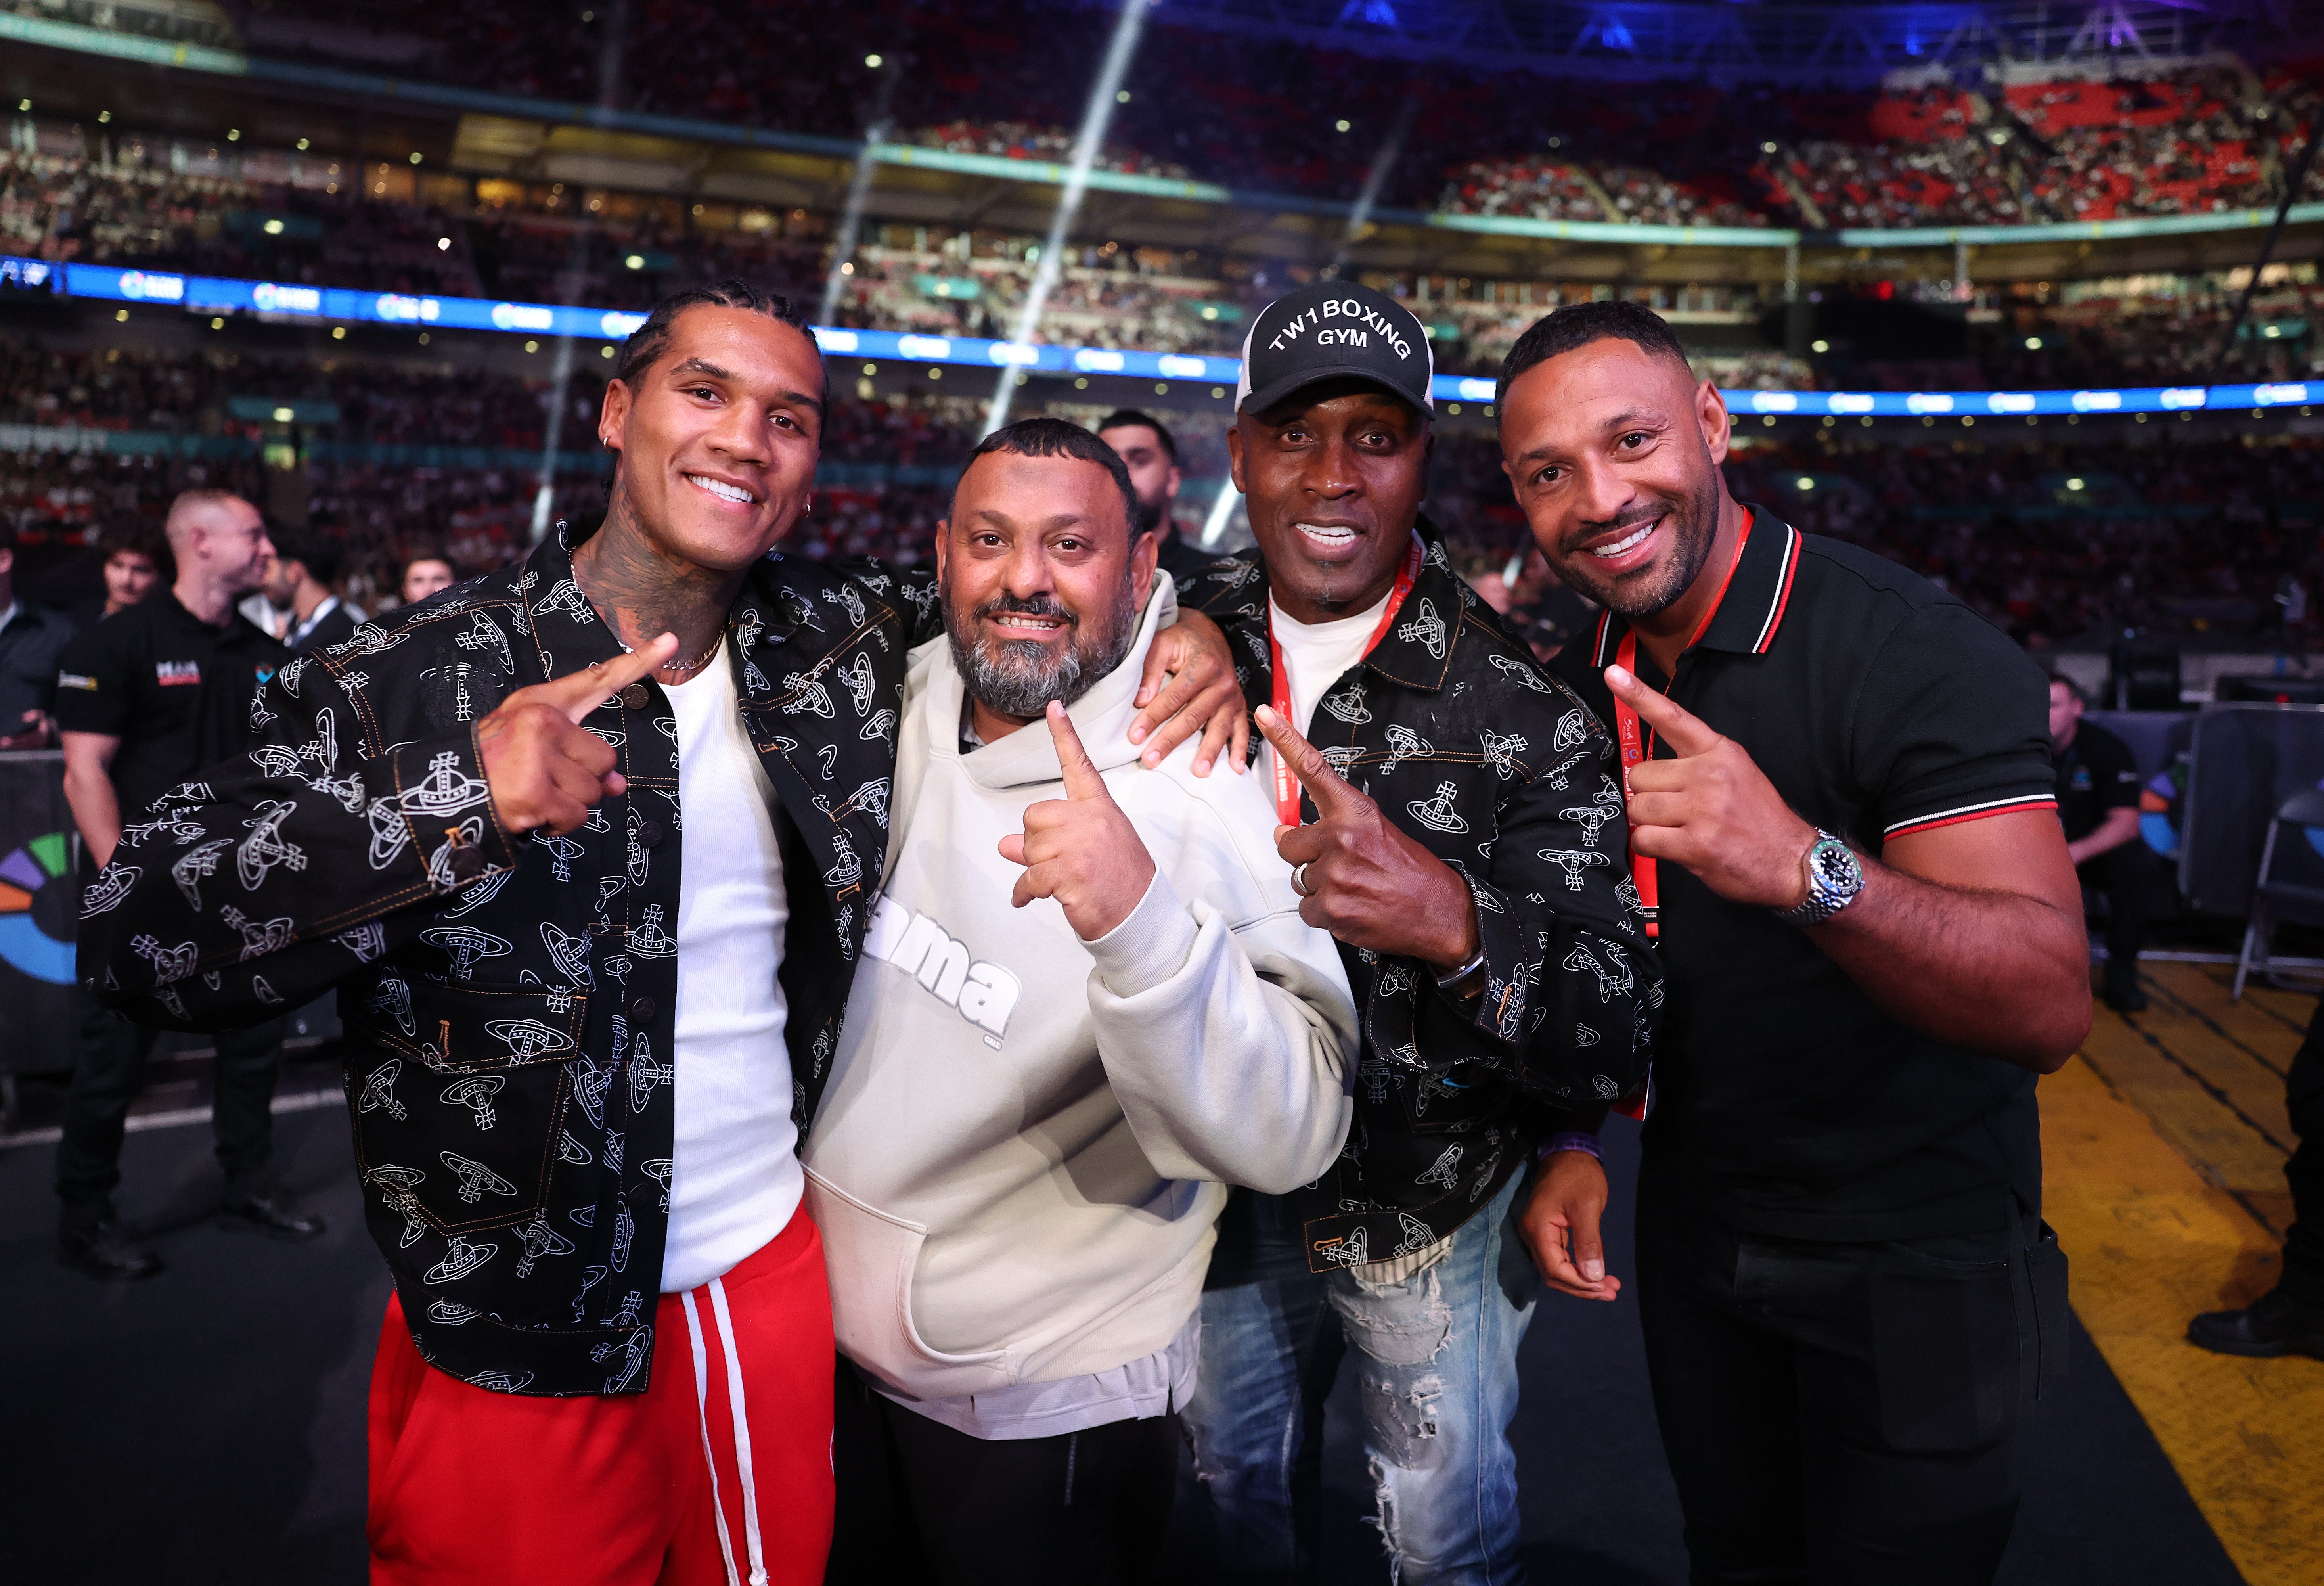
[367,1209,835,1586]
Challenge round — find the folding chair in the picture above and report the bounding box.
[2233,787,2324,1000]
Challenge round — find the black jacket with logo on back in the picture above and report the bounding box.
[80,520,938,1396]
[1189,520,1661,1271]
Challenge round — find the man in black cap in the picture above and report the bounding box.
[1180,281,1656,1584]
[1095,409,1215,592]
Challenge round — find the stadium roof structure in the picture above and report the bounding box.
[1142,0,2324,84]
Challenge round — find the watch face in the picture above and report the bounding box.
[1811,840,1861,894]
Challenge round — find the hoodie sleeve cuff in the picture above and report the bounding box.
[1082,869,1198,998]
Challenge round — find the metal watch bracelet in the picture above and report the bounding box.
[1774,829,1863,927]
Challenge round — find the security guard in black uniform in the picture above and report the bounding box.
[52,489,323,1279]
[2046,670,2161,1012]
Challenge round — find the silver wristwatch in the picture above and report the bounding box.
[1774,830,1863,926]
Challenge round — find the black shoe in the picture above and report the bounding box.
[2187,1287,2324,1360]
[57,1219,163,1281]
[2104,979,2149,1014]
[218,1192,327,1241]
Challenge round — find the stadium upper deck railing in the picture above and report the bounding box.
[8,10,2324,254]
[6,254,2317,420]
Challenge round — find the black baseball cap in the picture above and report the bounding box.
[1235,281,1434,416]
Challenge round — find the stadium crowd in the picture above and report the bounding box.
[9,307,2324,660]
[10,113,2320,391]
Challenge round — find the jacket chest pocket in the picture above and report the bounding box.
[345,980,588,1235]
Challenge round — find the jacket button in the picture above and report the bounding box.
[637,820,665,849]
[447,845,485,882]
[630,995,656,1021]
[619,682,651,710]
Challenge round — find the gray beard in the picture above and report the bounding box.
[947,582,1141,721]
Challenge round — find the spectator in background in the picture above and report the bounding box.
[51,489,322,1280]
[397,547,460,607]
[1097,410,1213,589]
[93,523,168,623]
[256,529,362,653]
[2048,672,2159,1013]
[0,522,78,749]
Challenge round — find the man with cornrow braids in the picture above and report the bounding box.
[78,281,1245,1584]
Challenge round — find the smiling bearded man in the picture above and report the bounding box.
[77,282,1245,1586]
[809,418,1355,1586]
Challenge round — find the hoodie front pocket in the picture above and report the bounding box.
[804,1168,1012,1391]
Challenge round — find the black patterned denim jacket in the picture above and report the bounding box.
[1190,521,1662,1272]
[79,520,937,1396]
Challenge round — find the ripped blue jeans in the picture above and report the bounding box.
[1183,1173,1535,1585]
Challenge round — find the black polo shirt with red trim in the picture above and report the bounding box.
[1553,508,2057,1241]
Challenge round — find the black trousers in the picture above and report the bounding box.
[1634,1176,2068,1586]
[2078,840,2161,988]
[2282,1001,2324,1303]
[54,992,287,1222]
[825,1356,1179,1586]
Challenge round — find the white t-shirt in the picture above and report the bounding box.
[1267,589,1394,739]
[659,642,802,1292]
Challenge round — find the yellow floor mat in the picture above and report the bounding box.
[2047,972,2324,1584]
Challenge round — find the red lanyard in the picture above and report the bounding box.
[1608,511,1753,942]
[1266,531,1425,827]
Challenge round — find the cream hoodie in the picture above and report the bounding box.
[804,574,1356,1402]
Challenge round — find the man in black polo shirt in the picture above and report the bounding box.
[2046,670,2158,1011]
[1096,410,1216,591]
[1500,303,2089,1583]
[52,488,322,1279]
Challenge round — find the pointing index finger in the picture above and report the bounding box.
[1045,701,1110,802]
[1254,704,1357,818]
[544,634,680,724]
[1604,663,1721,758]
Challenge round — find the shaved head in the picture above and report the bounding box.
[162,490,272,605]
[165,489,257,549]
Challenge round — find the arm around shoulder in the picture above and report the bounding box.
[1084,864,1357,1194]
